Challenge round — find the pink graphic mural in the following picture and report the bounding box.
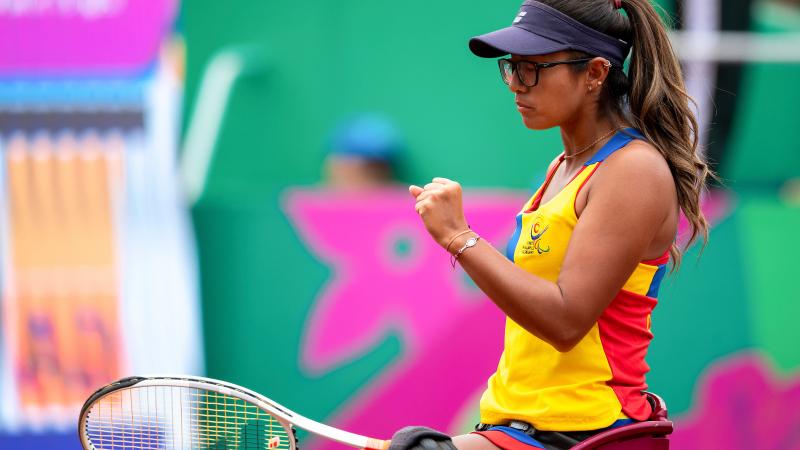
[284,186,739,447]
[285,188,524,441]
[672,353,800,450]
[0,0,177,73]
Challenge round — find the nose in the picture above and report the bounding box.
[507,69,527,94]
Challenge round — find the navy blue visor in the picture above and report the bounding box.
[469,1,631,67]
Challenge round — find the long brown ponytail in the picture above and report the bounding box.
[539,0,712,268]
[622,0,711,268]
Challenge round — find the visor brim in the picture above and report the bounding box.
[469,25,567,58]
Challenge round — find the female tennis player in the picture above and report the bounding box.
[392,1,711,450]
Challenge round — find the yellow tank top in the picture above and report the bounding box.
[479,129,668,431]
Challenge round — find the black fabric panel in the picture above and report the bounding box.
[706,0,754,181]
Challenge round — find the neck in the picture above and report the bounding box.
[559,116,620,170]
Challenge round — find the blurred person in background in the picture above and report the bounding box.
[391,1,712,450]
[323,113,405,189]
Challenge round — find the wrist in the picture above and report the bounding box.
[446,231,477,255]
[443,228,473,253]
[450,233,481,268]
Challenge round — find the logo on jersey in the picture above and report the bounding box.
[521,217,550,255]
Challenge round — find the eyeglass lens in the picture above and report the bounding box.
[498,60,538,87]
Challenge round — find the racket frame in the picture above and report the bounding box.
[78,375,390,450]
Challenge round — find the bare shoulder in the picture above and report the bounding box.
[593,139,675,192]
[582,138,677,225]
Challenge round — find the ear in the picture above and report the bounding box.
[585,57,611,92]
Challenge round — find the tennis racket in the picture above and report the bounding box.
[78,375,391,450]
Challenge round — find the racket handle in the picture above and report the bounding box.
[364,438,391,450]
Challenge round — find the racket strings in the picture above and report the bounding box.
[84,386,292,449]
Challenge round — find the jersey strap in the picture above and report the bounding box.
[584,128,645,166]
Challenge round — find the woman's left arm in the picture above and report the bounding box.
[411,144,677,352]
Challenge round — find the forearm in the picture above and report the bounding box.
[454,235,582,351]
[409,178,590,350]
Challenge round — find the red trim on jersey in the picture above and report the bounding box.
[597,289,657,421]
[526,158,563,213]
[572,162,602,218]
[641,250,670,266]
[528,158,593,213]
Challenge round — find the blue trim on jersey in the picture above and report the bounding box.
[584,128,645,166]
[611,419,636,428]
[506,213,523,262]
[486,419,636,449]
[486,427,546,449]
[646,264,668,298]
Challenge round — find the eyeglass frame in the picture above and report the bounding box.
[497,57,598,87]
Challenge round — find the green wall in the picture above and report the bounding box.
[181,0,798,435]
[182,0,569,197]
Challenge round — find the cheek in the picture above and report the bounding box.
[536,84,583,121]
[518,89,581,130]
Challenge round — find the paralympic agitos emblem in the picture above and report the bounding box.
[529,219,550,255]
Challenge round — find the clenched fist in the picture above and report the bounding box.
[409,177,469,249]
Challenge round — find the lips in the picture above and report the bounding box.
[516,101,533,111]
[515,96,533,108]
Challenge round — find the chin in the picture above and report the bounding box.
[520,116,553,130]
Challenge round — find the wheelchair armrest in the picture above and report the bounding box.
[643,391,669,421]
[571,421,674,450]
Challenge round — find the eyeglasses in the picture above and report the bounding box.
[498,57,594,87]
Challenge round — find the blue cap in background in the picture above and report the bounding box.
[327,113,405,163]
